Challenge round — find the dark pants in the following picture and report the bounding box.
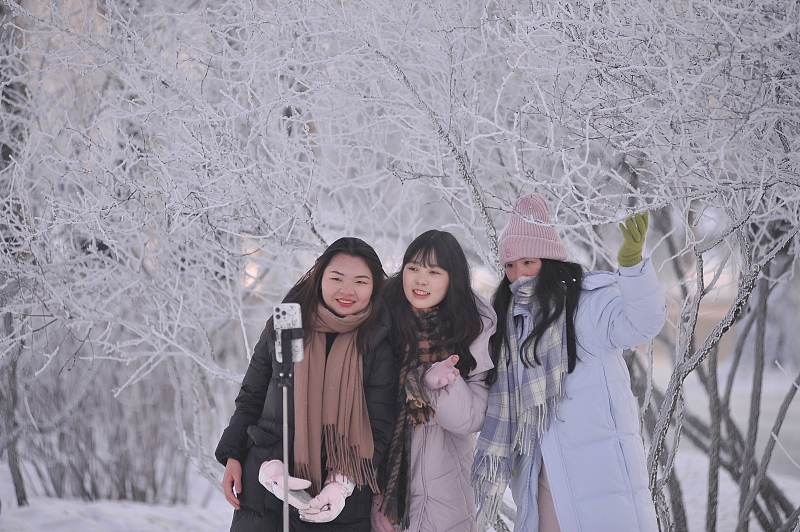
[229,486,372,532]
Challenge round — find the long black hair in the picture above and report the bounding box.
[385,230,483,378]
[267,237,386,355]
[485,259,583,385]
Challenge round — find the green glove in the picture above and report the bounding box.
[617,211,649,267]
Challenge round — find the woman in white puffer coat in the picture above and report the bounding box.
[472,194,667,532]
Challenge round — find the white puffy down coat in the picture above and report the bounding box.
[512,259,667,531]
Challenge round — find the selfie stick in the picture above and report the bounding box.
[278,327,303,532]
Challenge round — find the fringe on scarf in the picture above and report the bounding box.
[294,462,323,496]
[379,420,412,529]
[514,374,567,457]
[295,425,378,495]
[472,453,512,526]
[405,363,434,427]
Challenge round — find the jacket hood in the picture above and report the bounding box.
[581,259,655,292]
[581,270,617,291]
[471,291,497,375]
[369,305,392,349]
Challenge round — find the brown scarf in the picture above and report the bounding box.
[380,307,450,527]
[293,303,378,495]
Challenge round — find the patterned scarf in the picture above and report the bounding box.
[293,303,378,495]
[471,276,569,523]
[380,307,449,528]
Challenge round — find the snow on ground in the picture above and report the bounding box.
[2,450,800,531]
[673,443,800,531]
[3,359,799,531]
[0,461,232,531]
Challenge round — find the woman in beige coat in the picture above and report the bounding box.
[371,230,496,532]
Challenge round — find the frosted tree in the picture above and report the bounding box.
[1,0,798,529]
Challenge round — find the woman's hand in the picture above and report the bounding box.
[222,458,243,510]
[424,355,459,390]
[299,472,354,523]
[617,211,649,267]
[370,494,395,532]
[259,460,313,510]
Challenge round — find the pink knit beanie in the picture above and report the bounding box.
[498,194,568,264]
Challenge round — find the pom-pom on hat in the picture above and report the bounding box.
[499,194,568,264]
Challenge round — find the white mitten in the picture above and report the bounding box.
[424,355,459,390]
[299,472,354,523]
[258,460,312,510]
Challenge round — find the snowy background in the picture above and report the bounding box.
[3,368,800,531]
[1,0,799,530]
[3,337,799,531]
[3,454,800,532]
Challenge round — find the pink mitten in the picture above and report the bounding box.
[258,460,312,510]
[299,472,354,523]
[424,355,459,390]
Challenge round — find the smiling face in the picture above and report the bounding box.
[402,252,451,310]
[320,253,374,316]
[504,257,543,283]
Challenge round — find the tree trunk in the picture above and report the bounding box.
[1,312,27,507]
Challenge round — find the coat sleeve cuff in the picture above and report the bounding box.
[616,257,650,276]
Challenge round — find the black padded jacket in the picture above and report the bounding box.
[214,305,398,515]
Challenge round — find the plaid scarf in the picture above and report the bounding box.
[471,276,568,524]
[380,307,449,528]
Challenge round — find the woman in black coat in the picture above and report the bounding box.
[215,237,397,531]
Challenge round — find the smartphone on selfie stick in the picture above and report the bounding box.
[273,303,304,532]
